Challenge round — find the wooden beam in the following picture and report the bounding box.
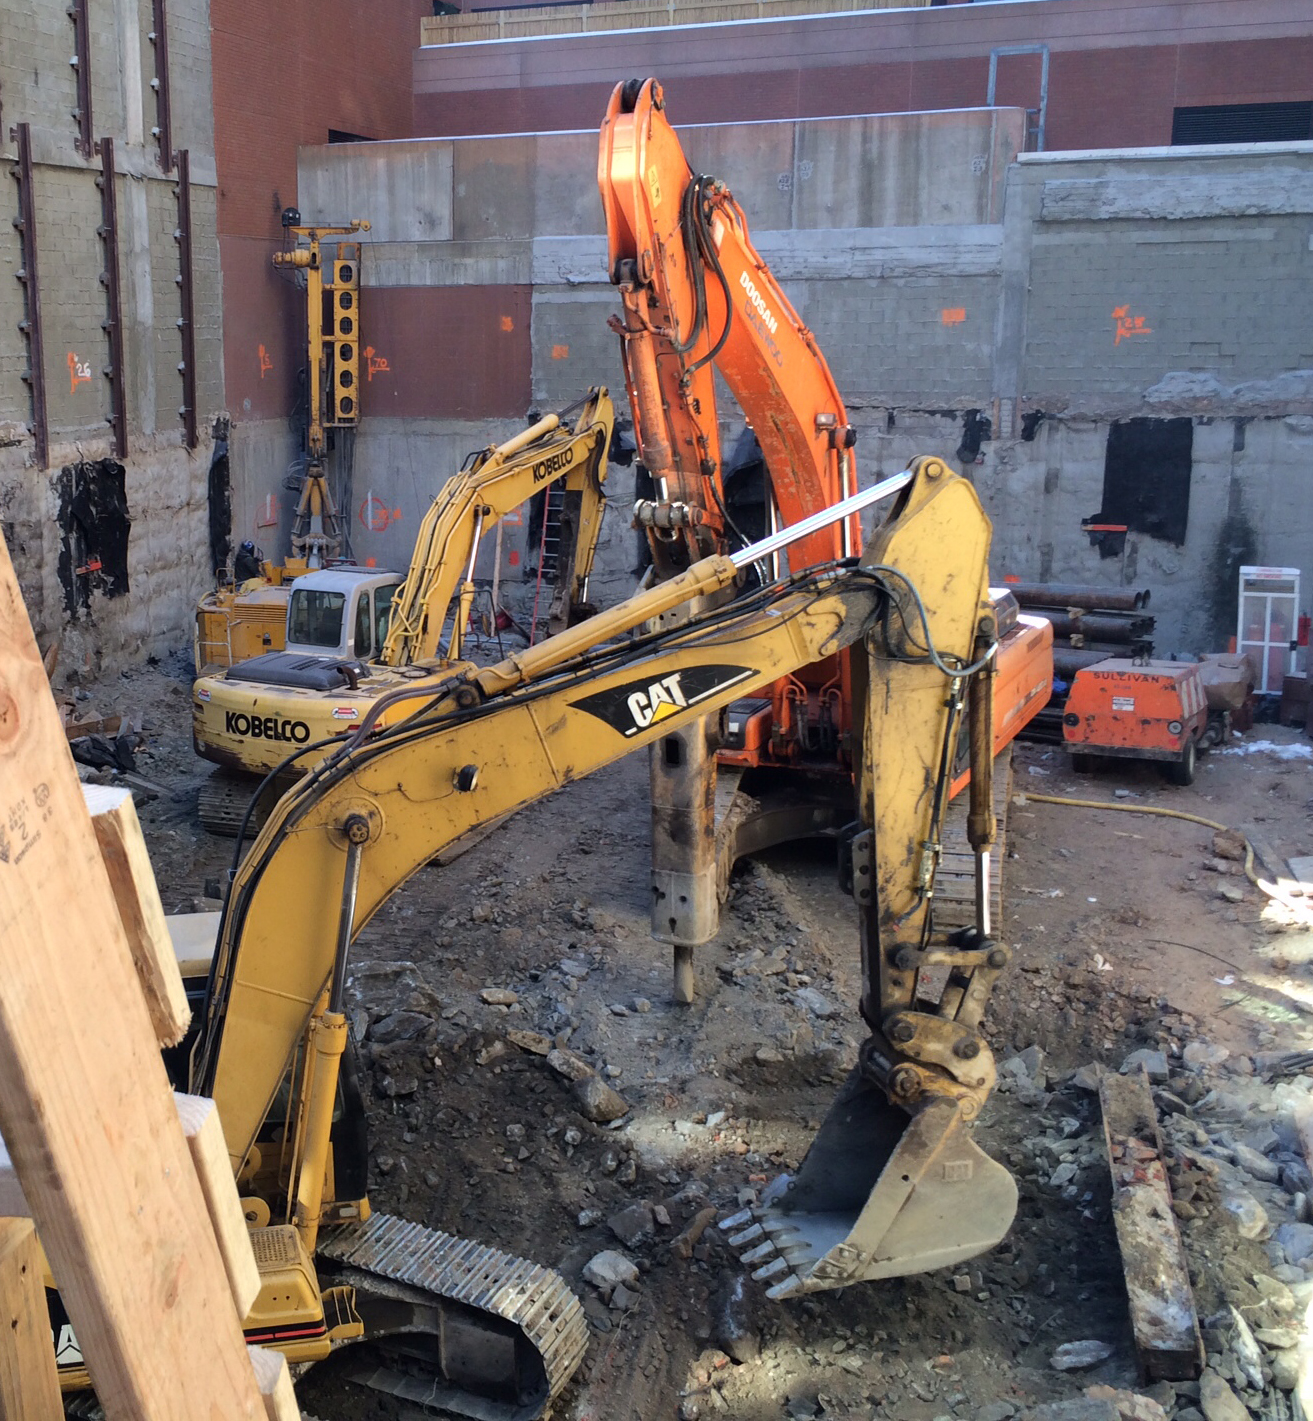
[0,1219,62,1420]
[174,1094,261,1317]
[0,531,265,1419]
[82,783,190,1047]
[1099,1069,1204,1382]
[247,1345,300,1421]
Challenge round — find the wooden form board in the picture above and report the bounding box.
[1099,1069,1204,1382]
[0,532,266,1418]
[247,1345,300,1421]
[82,783,191,1046]
[0,1219,61,1420]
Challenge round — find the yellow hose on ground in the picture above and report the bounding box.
[1019,792,1309,920]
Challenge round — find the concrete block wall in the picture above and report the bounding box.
[222,110,1313,658]
[0,0,225,667]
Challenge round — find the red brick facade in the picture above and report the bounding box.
[211,0,429,418]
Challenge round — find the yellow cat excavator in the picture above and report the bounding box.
[191,389,614,834]
[52,458,1019,1412]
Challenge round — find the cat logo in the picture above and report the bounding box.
[55,1322,83,1367]
[571,664,756,737]
[627,673,689,729]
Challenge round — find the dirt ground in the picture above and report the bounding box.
[73,651,1313,1421]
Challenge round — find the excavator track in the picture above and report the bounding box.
[319,1212,588,1420]
[197,769,272,837]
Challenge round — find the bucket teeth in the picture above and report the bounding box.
[766,1273,804,1301]
[752,1256,790,1282]
[739,1240,777,1266]
[729,1223,764,1247]
[720,1208,754,1232]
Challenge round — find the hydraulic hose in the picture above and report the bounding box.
[1020,792,1310,920]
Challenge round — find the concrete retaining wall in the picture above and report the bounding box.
[1,0,224,668]
[224,111,1313,657]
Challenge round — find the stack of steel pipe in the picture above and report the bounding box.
[1009,583,1155,741]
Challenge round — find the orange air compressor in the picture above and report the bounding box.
[1062,658,1209,786]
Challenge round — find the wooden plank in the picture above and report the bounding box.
[82,783,190,1047]
[247,1345,300,1421]
[174,1094,261,1318]
[1099,1070,1204,1382]
[0,531,265,1420]
[0,1219,62,1421]
[0,1137,29,1221]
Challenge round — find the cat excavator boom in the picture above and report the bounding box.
[52,460,1020,1415]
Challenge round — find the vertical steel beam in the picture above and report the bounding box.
[175,148,197,449]
[10,123,49,470]
[97,137,127,458]
[70,0,93,158]
[149,0,173,172]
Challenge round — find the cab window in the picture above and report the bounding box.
[288,589,346,648]
[353,593,372,659]
[374,586,397,653]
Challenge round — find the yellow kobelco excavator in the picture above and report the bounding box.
[51,459,1018,1414]
[191,389,614,833]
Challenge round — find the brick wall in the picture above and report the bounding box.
[413,0,1313,148]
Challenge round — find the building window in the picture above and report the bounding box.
[1096,418,1193,546]
[1171,102,1313,146]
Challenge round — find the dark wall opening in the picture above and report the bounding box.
[1172,102,1313,146]
[56,461,132,616]
[1095,418,1193,546]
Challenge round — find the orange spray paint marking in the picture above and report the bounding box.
[364,347,391,382]
[1112,306,1152,346]
[359,494,390,533]
[66,352,92,393]
[258,344,273,379]
[551,344,569,360]
[500,315,514,332]
[941,308,966,327]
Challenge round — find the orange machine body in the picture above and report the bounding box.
[721,597,1055,792]
[1063,659,1208,762]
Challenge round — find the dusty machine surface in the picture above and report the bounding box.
[191,390,615,834]
[596,78,1052,999]
[1063,658,1209,785]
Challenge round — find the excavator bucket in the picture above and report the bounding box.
[721,1065,1017,1298]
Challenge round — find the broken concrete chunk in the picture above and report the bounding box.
[1221,1189,1269,1240]
[608,1200,655,1248]
[507,1028,552,1056]
[1072,1063,1110,1093]
[559,958,590,979]
[610,1281,639,1310]
[475,1039,508,1067]
[975,1405,1016,1421]
[1274,1220,1313,1263]
[1197,1369,1249,1421]
[547,1047,594,1083]
[368,1010,433,1044]
[574,1074,629,1123]
[1229,1140,1280,1183]
[1120,1049,1169,1082]
[480,987,518,1006]
[1049,1340,1113,1371]
[582,1249,639,1291]
[792,987,834,1018]
[1080,1387,1168,1421]
[1182,1041,1229,1072]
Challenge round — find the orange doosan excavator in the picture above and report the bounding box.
[597,78,1053,998]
